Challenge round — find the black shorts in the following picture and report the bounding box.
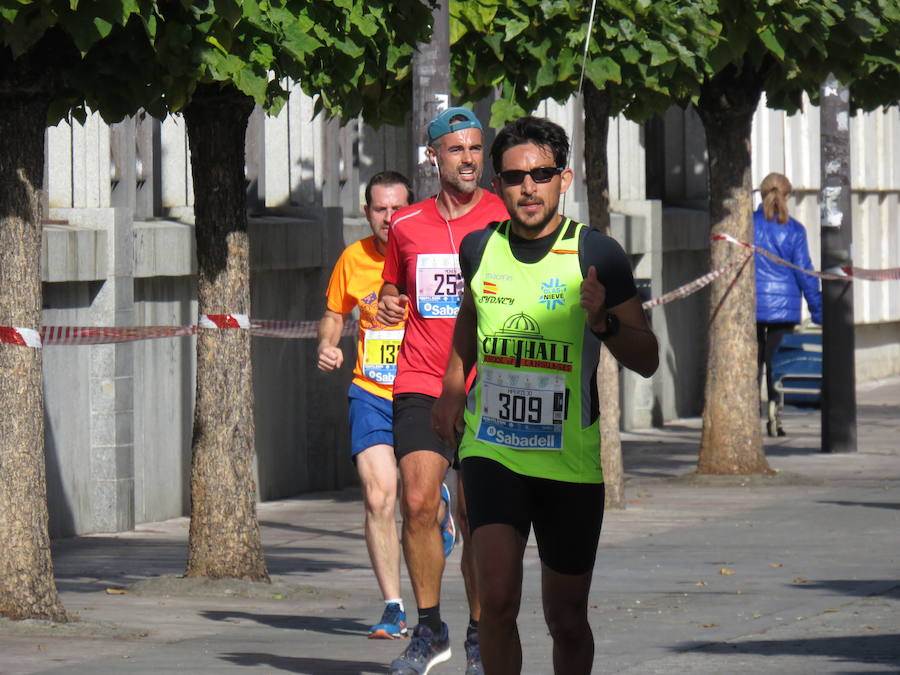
[392,393,456,466]
[461,456,605,575]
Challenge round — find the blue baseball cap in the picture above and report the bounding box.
[427,106,483,143]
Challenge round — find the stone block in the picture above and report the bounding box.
[249,216,323,270]
[90,478,134,533]
[133,220,196,278]
[90,377,117,411]
[610,213,649,255]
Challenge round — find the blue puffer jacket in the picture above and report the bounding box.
[754,206,823,324]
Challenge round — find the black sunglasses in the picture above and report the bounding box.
[498,166,564,186]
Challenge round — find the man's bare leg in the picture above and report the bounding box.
[356,444,401,601]
[472,523,526,674]
[399,450,448,609]
[542,565,594,675]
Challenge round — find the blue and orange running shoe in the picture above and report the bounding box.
[439,482,456,558]
[369,602,408,639]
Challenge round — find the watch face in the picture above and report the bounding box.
[601,312,619,339]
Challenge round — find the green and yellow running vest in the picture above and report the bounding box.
[459,218,603,484]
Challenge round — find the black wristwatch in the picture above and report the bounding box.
[593,312,620,341]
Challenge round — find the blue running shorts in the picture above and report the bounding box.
[348,383,394,461]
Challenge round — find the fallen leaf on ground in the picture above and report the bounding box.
[701,623,717,628]
[105,588,126,595]
[793,577,808,584]
[769,563,783,568]
[719,568,736,575]
[695,581,707,586]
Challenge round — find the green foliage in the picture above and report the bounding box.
[690,0,899,114]
[449,0,898,126]
[122,0,434,125]
[1,0,435,127]
[449,0,714,125]
[0,0,153,57]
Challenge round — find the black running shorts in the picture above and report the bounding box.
[392,393,456,466]
[461,456,605,575]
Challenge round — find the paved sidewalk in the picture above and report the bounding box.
[1,377,898,674]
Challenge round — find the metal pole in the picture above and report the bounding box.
[819,73,857,453]
[412,0,449,200]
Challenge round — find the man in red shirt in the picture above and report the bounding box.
[378,107,508,675]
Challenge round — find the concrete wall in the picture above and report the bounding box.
[41,93,361,538]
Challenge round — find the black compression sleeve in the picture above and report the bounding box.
[581,230,637,308]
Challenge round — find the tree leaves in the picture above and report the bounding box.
[1,0,434,127]
[450,0,707,123]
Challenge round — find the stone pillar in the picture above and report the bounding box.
[88,205,136,532]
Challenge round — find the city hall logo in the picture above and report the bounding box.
[479,280,514,305]
[482,313,572,372]
[539,277,567,310]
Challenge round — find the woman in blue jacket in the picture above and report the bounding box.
[755,172,823,437]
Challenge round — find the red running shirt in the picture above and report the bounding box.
[383,192,509,397]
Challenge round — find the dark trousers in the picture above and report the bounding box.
[756,322,796,405]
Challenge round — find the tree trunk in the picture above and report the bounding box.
[695,65,770,475]
[183,84,269,581]
[583,83,625,509]
[0,49,67,621]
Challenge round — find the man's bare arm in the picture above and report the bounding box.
[316,309,346,371]
[432,291,478,448]
[595,297,659,378]
[377,282,408,326]
[581,266,658,378]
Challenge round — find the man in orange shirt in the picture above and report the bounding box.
[318,171,430,639]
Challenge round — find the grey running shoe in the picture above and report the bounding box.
[389,622,451,674]
[464,628,483,675]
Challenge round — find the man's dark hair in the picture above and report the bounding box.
[365,170,414,206]
[490,116,569,173]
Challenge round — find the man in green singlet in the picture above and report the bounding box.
[433,115,659,675]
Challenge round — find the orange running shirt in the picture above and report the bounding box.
[325,236,405,400]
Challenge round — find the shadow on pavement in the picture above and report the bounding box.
[202,610,369,637]
[260,520,367,541]
[673,633,900,669]
[220,651,388,673]
[792,580,900,599]
[817,500,900,511]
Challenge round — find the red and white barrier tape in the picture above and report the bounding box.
[640,252,753,310]
[0,326,42,348]
[1,318,360,348]
[4,239,897,348]
[713,233,900,281]
[198,313,250,329]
